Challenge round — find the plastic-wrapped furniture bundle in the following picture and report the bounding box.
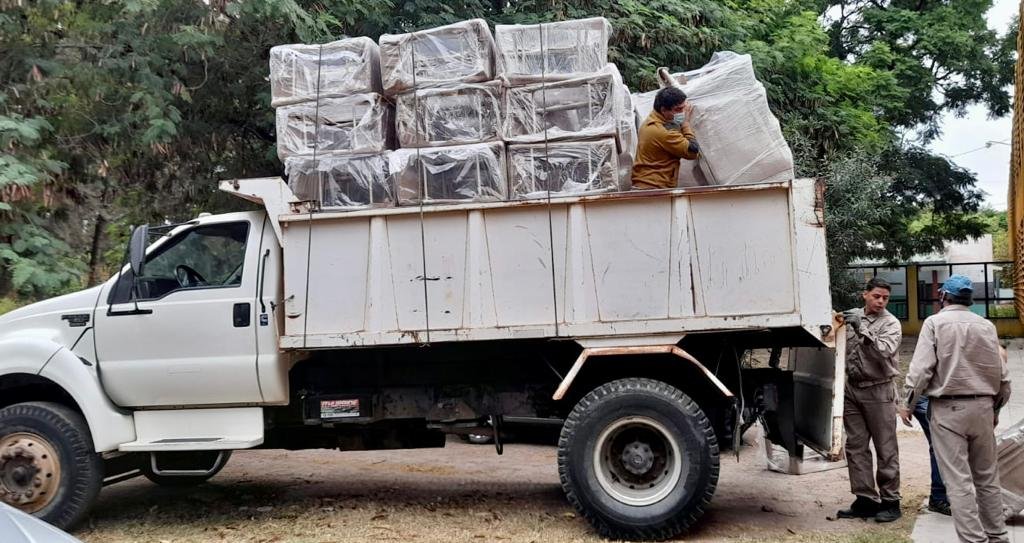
[284,154,394,209]
[508,139,620,199]
[275,95,392,159]
[269,38,382,108]
[616,83,638,187]
[503,66,620,145]
[997,418,1024,518]
[391,142,507,205]
[496,17,611,84]
[379,19,497,95]
[395,81,503,148]
[641,52,794,186]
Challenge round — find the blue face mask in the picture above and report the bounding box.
[673,112,686,125]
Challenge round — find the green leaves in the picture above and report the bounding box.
[0,115,53,146]
[0,0,1010,309]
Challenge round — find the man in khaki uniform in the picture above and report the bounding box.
[901,274,1011,543]
[837,277,903,522]
[631,87,700,190]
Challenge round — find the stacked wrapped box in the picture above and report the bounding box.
[636,52,794,186]
[391,142,507,205]
[503,67,619,144]
[495,18,611,84]
[284,154,394,209]
[270,37,393,210]
[395,81,503,147]
[269,38,382,107]
[379,19,497,95]
[275,94,392,159]
[508,139,620,199]
[496,18,625,199]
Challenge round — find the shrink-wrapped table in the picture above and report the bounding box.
[391,142,507,204]
[285,153,394,209]
[496,17,611,84]
[379,19,497,95]
[636,52,794,186]
[508,139,620,199]
[395,81,503,148]
[269,38,382,107]
[503,68,620,145]
[275,95,392,159]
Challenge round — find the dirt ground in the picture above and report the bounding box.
[73,429,931,543]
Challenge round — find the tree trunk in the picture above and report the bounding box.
[86,212,107,286]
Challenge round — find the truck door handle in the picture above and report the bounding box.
[233,303,251,327]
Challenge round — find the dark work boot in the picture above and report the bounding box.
[837,496,881,519]
[875,500,902,522]
[927,500,952,516]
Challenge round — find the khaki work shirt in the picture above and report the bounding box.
[903,305,1011,410]
[630,111,699,190]
[845,307,902,387]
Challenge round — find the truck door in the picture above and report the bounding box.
[93,217,263,407]
[790,329,846,459]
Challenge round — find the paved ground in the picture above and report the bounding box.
[910,339,1024,542]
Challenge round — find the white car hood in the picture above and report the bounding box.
[0,503,82,543]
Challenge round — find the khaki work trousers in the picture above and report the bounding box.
[930,397,1008,543]
[843,380,900,502]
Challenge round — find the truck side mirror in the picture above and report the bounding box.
[129,224,149,277]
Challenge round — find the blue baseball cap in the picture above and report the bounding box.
[939,274,973,296]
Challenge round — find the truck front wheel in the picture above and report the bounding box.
[558,378,720,540]
[0,401,103,530]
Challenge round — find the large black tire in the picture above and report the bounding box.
[0,401,103,530]
[558,378,720,540]
[143,451,231,487]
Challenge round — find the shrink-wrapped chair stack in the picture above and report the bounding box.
[496,18,629,198]
[266,19,796,213]
[270,37,395,208]
[383,20,508,205]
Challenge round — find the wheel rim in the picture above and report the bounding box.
[0,432,62,513]
[592,416,683,507]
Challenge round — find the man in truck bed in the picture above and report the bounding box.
[630,86,700,189]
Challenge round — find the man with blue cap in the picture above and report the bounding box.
[901,274,1011,543]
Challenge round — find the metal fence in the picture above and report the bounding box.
[847,261,1017,321]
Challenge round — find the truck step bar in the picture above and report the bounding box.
[118,407,264,452]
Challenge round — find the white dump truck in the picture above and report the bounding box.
[0,176,844,540]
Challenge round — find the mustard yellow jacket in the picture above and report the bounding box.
[630,111,699,190]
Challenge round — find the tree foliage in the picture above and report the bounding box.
[0,0,1016,308]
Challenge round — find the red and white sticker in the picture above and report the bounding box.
[320,398,360,418]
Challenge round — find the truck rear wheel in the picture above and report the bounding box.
[558,378,720,540]
[0,401,103,530]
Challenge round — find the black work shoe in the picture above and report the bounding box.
[837,496,881,519]
[927,501,952,516]
[875,500,902,523]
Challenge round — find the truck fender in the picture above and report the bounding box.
[0,336,63,376]
[552,345,734,401]
[33,344,136,453]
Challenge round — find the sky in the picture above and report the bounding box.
[927,0,1017,210]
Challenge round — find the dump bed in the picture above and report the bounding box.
[223,178,832,350]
